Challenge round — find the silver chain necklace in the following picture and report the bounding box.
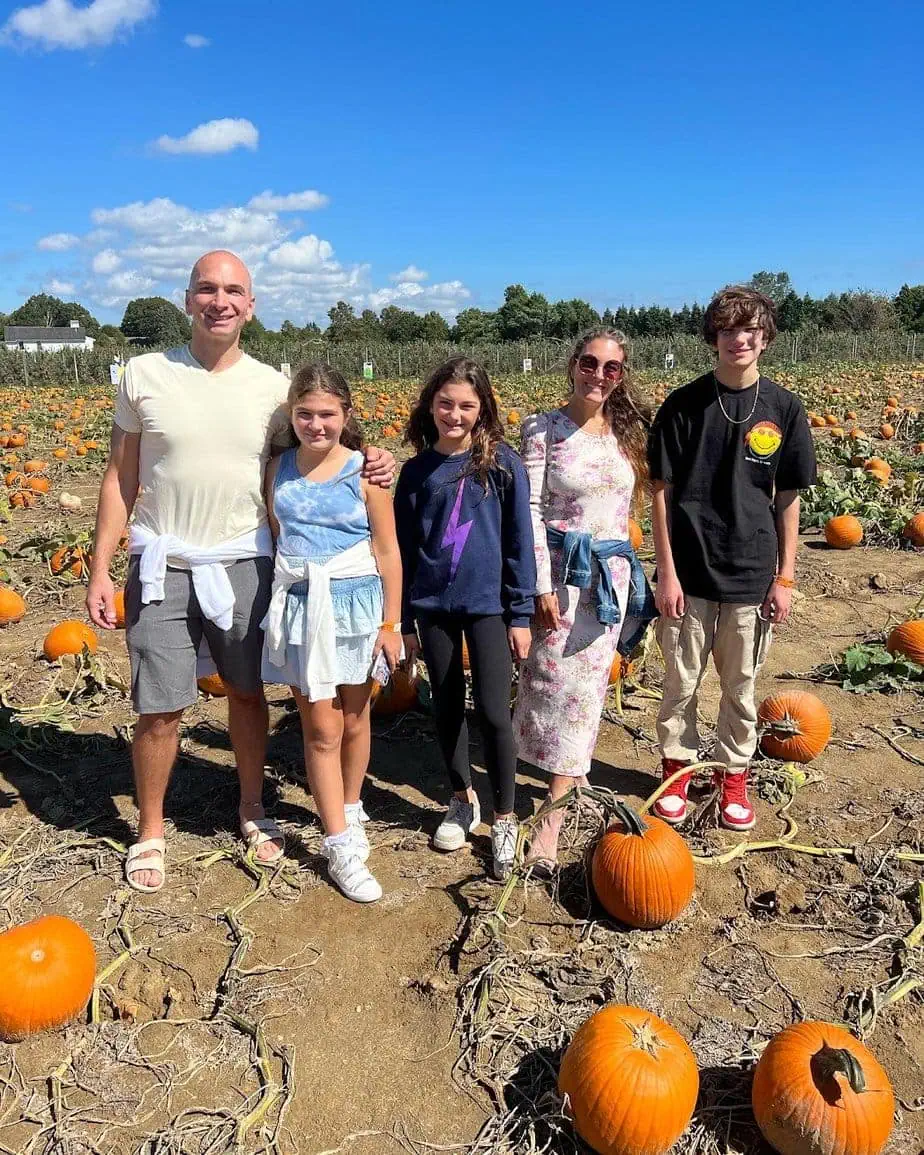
[714,371,760,424]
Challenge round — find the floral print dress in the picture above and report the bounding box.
[513,410,636,777]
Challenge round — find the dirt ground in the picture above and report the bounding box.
[0,527,922,1154]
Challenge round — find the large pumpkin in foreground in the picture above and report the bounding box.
[591,803,695,929]
[0,915,96,1041]
[824,515,863,549]
[758,691,832,763]
[559,1004,699,1155]
[752,1021,894,1155]
[43,620,98,662]
[886,620,924,667]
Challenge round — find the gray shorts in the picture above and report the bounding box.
[125,555,273,715]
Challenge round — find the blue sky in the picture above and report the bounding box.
[1,0,921,327]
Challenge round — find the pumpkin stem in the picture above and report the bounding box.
[814,1044,867,1095]
[612,801,647,837]
[629,1018,666,1057]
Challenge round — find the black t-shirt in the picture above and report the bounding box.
[648,372,817,603]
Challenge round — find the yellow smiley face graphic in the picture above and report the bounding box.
[745,420,783,458]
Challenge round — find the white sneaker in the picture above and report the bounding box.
[433,795,481,851]
[491,818,519,880]
[323,840,382,903]
[345,805,370,862]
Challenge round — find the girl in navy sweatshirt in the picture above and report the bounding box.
[395,356,536,880]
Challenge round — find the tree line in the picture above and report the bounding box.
[3,273,924,349]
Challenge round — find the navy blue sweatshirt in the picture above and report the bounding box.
[394,444,537,632]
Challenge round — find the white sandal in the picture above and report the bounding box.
[125,837,167,893]
[239,817,285,864]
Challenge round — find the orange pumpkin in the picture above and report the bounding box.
[900,513,924,548]
[608,652,636,685]
[759,691,832,763]
[878,423,894,440]
[824,515,863,549]
[371,666,420,715]
[43,620,98,661]
[0,587,27,624]
[197,673,228,697]
[49,545,89,579]
[113,589,126,628]
[26,476,50,494]
[559,1004,699,1155]
[823,414,839,426]
[886,620,924,667]
[10,491,35,509]
[627,518,643,551]
[591,802,695,929]
[23,459,48,474]
[0,915,96,1042]
[863,457,891,476]
[752,1021,893,1155]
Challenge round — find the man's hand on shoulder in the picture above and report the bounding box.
[362,444,396,489]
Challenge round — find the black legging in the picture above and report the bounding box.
[417,613,516,815]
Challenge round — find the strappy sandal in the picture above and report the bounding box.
[125,837,167,893]
[239,817,286,864]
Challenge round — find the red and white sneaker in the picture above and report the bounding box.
[715,770,756,831]
[653,759,693,826]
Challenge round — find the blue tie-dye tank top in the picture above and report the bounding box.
[272,448,370,562]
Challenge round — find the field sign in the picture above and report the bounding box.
[363,361,374,380]
[109,362,123,386]
[280,362,291,379]
[522,358,532,373]
[664,352,675,370]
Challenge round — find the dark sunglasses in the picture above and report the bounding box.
[577,354,625,381]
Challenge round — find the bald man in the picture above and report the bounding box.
[86,251,394,891]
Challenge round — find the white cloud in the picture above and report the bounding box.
[248,189,330,212]
[267,235,335,271]
[46,278,75,295]
[183,32,208,47]
[153,117,258,156]
[390,264,428,283]
[2,0,155,50]
[92,248,121,274]
[37,192,470,325]
[37,232,80,251]
[367,278,471,315]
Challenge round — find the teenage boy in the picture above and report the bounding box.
[647,286,816,831]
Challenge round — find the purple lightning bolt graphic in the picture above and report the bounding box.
[441,478,474,582]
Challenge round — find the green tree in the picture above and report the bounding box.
[835,291,897,331]
[497,284,549,341]
[777,291,804,331]
[451,308,499,344]
[97,323,126,345]
[380,306,424,343]
[7,293,100,334]
[359,309,384,341]
[894,284,924,332]
[600,307,615,328]
[420,311,451,341]
[547,298,601,339]
[747,271,794,304]
[326,301,362,342]
[241,316,267,341]
[120,297,191,345]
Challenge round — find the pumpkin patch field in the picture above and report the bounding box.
[0,362,922,1155]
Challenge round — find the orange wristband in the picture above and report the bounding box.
[379,621,400,632]
[773,575,796,588]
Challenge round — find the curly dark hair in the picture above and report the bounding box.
[566,328,652,489]
[287,362,364,450]
[404,356,508,487]
[703,285,778,346]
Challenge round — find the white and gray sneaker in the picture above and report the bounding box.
[433,795,481,851]
[323,839,382,903]
[491,818,519,881]
[345,804,370,862]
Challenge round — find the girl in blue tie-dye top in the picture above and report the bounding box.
[262,364,402,904]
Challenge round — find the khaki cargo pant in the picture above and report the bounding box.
[656,598,773,773]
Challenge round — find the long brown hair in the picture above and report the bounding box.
[567,328,651,487]
[287,362,364,451]
[404,356,507,487]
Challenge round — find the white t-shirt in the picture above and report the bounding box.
[114,346,292,547]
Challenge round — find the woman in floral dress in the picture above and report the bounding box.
[513,328,656,868]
